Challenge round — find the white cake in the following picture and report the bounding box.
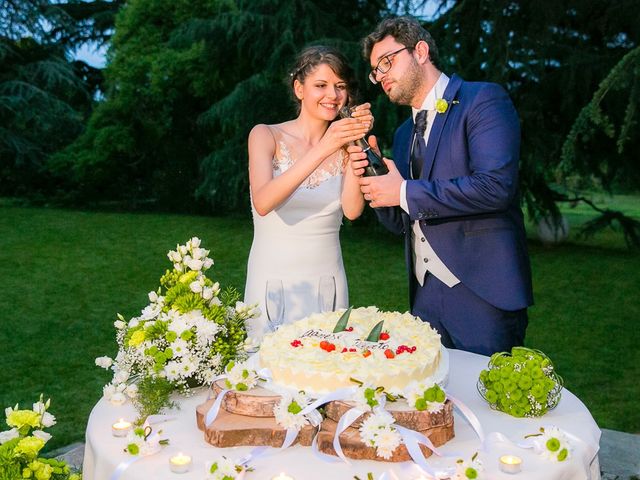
[258,307,442,395]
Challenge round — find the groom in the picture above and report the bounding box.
[349,16,533,356]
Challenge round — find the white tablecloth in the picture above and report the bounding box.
[83,349,601,480]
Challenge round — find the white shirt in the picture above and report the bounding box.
[400,73,460,288]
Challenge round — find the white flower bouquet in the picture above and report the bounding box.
[96,237,259,420]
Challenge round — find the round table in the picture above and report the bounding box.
[82,349,601,480]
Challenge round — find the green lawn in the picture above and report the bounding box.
[0,202,638,452]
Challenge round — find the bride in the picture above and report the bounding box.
[244,45,372,341]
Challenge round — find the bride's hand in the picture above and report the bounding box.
[350,102,374,131]
[319,116,370,153]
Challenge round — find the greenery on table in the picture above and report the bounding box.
[0,203,638,453]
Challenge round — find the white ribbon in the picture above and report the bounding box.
[332,406,364,464]
[110,457,140,480]
[447,393,485,444]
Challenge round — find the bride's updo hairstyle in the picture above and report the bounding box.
[289,45,358,113]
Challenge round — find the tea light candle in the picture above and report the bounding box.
[111,419,132,437]
[169,453,192,474]
[271,474,294,480]
[499,455,522,474]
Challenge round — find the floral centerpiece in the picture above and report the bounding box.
[0,395,81,480]
[477,347,563,418]
[96,237,259,420]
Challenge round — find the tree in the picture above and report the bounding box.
[56,0,388,211]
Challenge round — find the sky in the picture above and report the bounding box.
[72,2,442,69]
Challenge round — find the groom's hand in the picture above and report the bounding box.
[358,158,403,208]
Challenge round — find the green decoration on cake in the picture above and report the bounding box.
[332,306,353,333]
[365,320,385,342]
[477,347,563,418]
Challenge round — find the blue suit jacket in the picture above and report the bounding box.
[376,74,533,311]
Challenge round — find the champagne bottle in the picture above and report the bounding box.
[339,106,388,176]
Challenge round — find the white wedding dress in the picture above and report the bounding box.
[244,126,349,342]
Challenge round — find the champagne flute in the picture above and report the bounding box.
[317,275,336,313]
[265,279,285,331]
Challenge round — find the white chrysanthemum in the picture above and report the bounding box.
[95,356,113,369]
[0,428,19,444]
[225,362,258,390]
[170,338,190,357]
[179,358,198,377]
[352,384,384,412]
[403,380,429,406]
[206,457,241,480]
[128,318,140,328]
[454,456,484,479]
[192,317,221,343]
[359,410,395,446]
[539,426,571,462]
[273,393,310,431]
[164,361,182,381]
[168,316,191,335]
[374,428,401,459]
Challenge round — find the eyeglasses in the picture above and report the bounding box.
[368,47,412,84]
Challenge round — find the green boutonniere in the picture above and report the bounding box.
[435,98,459,114]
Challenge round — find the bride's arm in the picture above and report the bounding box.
[341,156,365,220]
[249,120,369,216]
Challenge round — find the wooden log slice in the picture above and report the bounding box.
[316,418,454,462]
[211,380,282,417]
[324,399,454,431]
[202,408,315,448]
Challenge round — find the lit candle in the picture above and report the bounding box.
[111,419,132,437]
[499,455,522,474]
[271,474,294,480]
[169,453,192,474]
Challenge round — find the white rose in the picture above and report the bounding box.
[189,237,201,248]
[40,412,56,428]
[125,384,139,398]
[186,259,203,271]
[32,430,52,442]
[0,428,19,444]
[189,281,203,293]
[114,370,130,384]
[95,356,113,369]
[202,287,213,300]
[203,258,214,270]
[109,392,126,406]
[148,291,158,302]
[114,320,126,330]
